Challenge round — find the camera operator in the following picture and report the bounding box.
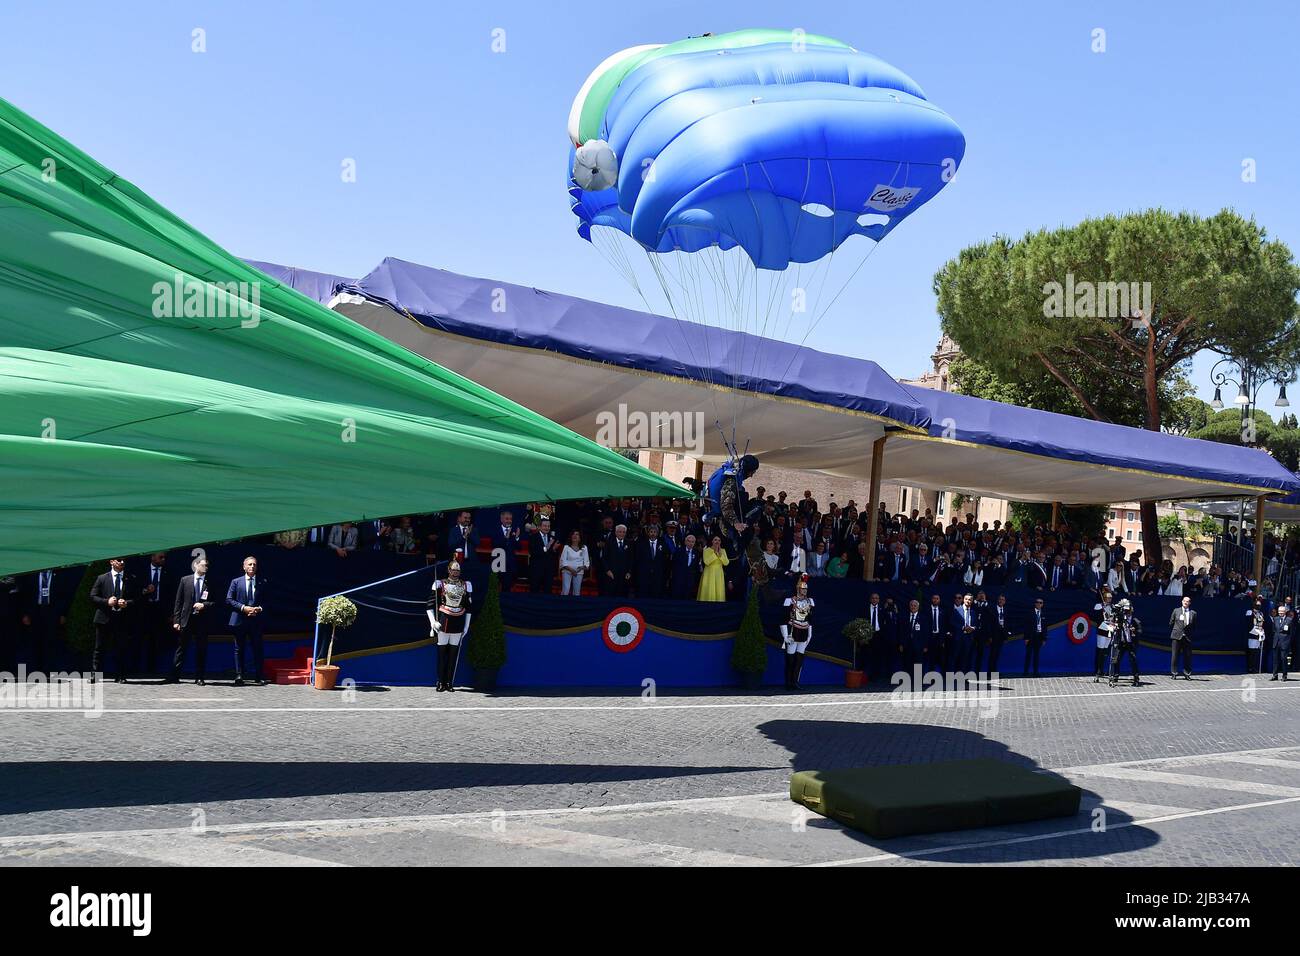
[1108,598,1142,687]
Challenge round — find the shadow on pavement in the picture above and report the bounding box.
[759,718,1160,863]
[0,760,771,816]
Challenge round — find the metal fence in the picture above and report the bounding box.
[1212,534,1298,600]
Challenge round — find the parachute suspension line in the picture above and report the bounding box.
[591,228,729,439]
[729,162,768,437]
[763,157,812,351]
[642,245,726,434]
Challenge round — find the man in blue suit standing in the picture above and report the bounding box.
[669,533,702,599]
[227,556,266,686]
[488,509,521,592]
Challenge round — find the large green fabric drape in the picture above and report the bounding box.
[0,97,681,576]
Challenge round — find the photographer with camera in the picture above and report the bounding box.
[1108,598,1142,687]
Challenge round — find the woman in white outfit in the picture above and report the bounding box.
[426,556,472,692]
[560,531,589,596]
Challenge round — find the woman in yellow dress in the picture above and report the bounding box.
[698,534,730,602]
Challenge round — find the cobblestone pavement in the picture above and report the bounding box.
[0,674,1296,866]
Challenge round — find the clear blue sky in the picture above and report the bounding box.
[3,0,1297,402]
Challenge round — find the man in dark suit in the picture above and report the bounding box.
[601,524,634,597]
[1023,596,1047,676]
[882,544,908,583]
[446,511,478,565]
[1047,555,1067,592]
[489,510,522,592]
[898,598,926,677]
[950,593,978,674]
[925,594,947,675]
[526,516,560,594]
[1025,553,1048,591]
[20,568,65,675]
[1271,604,1294,681]
[136,552,170,678]
[170,556,217,684]
[669,533,702,599]
[865,592,894,679]
[1167,595,1196,679]
[986,593,1012,673]
[226,556,266,686]
[983,556,1007,587]
[89,557,134,682]
[0,574,21,676]
[634,524,670,598]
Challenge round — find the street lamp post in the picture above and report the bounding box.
[1208,357,1296,547]
[1210,357,1295,444]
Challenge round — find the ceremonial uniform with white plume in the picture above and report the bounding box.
[781,574,815,690]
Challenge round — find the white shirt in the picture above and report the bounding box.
[561,544,589,571]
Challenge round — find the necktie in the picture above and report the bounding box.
[152,567,160,601]
[40,571,49,605]
[113,573,121,599]
[196,577,204,601]
[248,577,255,604]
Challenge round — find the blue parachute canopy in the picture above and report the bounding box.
[568,30,965,270]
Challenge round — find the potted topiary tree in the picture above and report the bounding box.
[467,572,505,691]
[842,617,874,688]
[314,595,357,690]
[731,587,767,690]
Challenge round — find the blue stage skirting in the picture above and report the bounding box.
[328,577,1267,688]
[19,543,1269,685]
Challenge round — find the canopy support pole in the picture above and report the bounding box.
[864,435,888,581]
[1253,495,1267,589]
[1051,501,1060,530]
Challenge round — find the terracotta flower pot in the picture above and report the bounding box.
[845,669,867,689]
[314,664,340,690]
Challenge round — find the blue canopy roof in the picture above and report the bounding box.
[344,257,931,432]
[250,256,1300,503]
[891,385,1300,499]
